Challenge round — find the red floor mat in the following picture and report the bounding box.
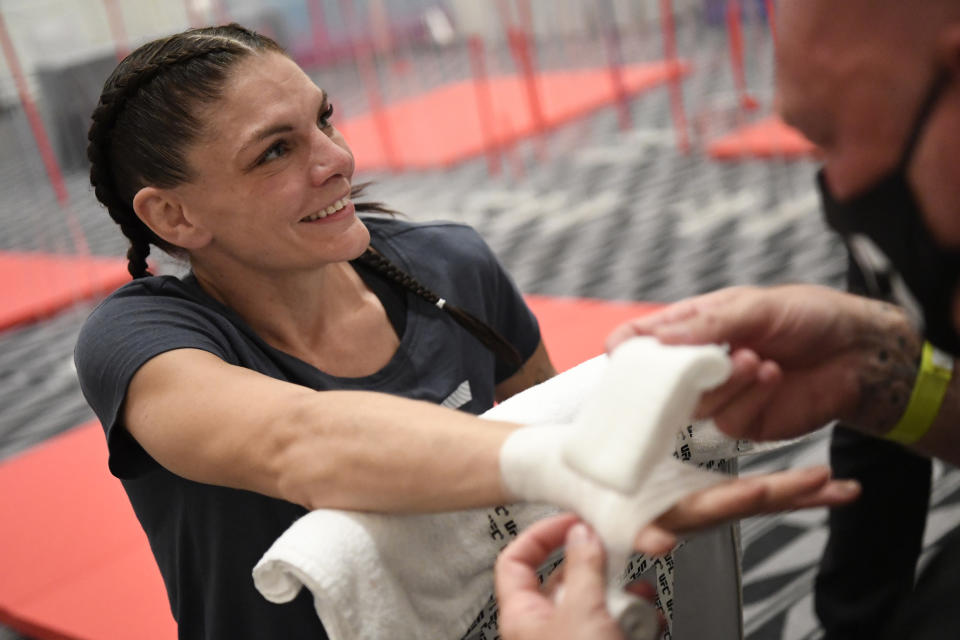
[340,61,690,171]
[0,252,129,332]
[707,115,816,160]
[0,295,660,639]
[528,294,662,368]
[0,423,175,640]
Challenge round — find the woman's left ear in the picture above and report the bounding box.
[132,186,213,250]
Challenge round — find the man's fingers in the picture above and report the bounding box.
[559,523,609,610]
[606,319,649,352]
[495,513,579,600]
[607,288,775,359]
[710,362,782,439]
[605,300,704,352]
[646,289,772,348]
[694,349,762,419]
[541,563,565,598]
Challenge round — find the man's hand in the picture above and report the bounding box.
[496,514,659,640]
[495,472,860,640]
[607,285,922,441]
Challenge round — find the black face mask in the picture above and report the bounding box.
[818,72,960,355]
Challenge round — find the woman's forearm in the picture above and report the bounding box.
[273,390,518,512]
[124,349,520,512]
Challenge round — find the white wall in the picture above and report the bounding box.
[0,0,197,105]
[443,0,699,42]
[0,0,707,105]
[1,0,195,66]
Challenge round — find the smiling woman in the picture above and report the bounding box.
[76,23,860,640]
[132,53,370,278]
[80,24,551,638]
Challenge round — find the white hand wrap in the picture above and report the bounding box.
[500,423,725,560]
[563,337,732,492]
[498,337,735,639]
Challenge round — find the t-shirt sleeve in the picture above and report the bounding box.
[74,285,232,479]
[466,230,542,383]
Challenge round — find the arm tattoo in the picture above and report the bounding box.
[851,300,923,436]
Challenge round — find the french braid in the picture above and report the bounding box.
[356,249,523,368]
[86,25,281,278]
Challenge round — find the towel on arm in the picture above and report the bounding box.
[253,354,761,640]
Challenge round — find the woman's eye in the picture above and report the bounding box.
[258,140,289,165]
[318,103,334,129]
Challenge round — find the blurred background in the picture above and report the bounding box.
[0,1,957,639]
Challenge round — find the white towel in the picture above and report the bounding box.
[252,353,786,640]
[252,358,607,640]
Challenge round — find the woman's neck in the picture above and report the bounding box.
[192,259,378,359]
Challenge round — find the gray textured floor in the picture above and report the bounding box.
[1,20,957,640]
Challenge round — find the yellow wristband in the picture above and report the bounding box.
[884,341,953,445]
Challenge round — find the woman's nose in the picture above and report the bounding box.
[308,130,352,187]
[309,162,332,187]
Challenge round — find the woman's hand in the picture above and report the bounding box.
[496,515,660,640]
[633,465,860,554]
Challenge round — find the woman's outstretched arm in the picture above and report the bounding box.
[124,347,517,512]
[124,346,859,535]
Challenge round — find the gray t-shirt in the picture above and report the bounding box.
[74,217,541,639]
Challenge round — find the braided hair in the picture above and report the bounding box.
[87,24,284,278]
[88,24,523,369]
[355,248,522,368]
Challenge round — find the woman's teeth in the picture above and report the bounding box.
[301,197,350,222]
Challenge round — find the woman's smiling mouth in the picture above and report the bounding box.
[300,197,351,222]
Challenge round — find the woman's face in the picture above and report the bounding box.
[172,51,369,273]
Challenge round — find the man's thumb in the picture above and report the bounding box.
[561,523,608,607]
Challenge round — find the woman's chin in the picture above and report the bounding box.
[309,214,371,263]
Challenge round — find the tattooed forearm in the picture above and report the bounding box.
[850,299,923,436]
